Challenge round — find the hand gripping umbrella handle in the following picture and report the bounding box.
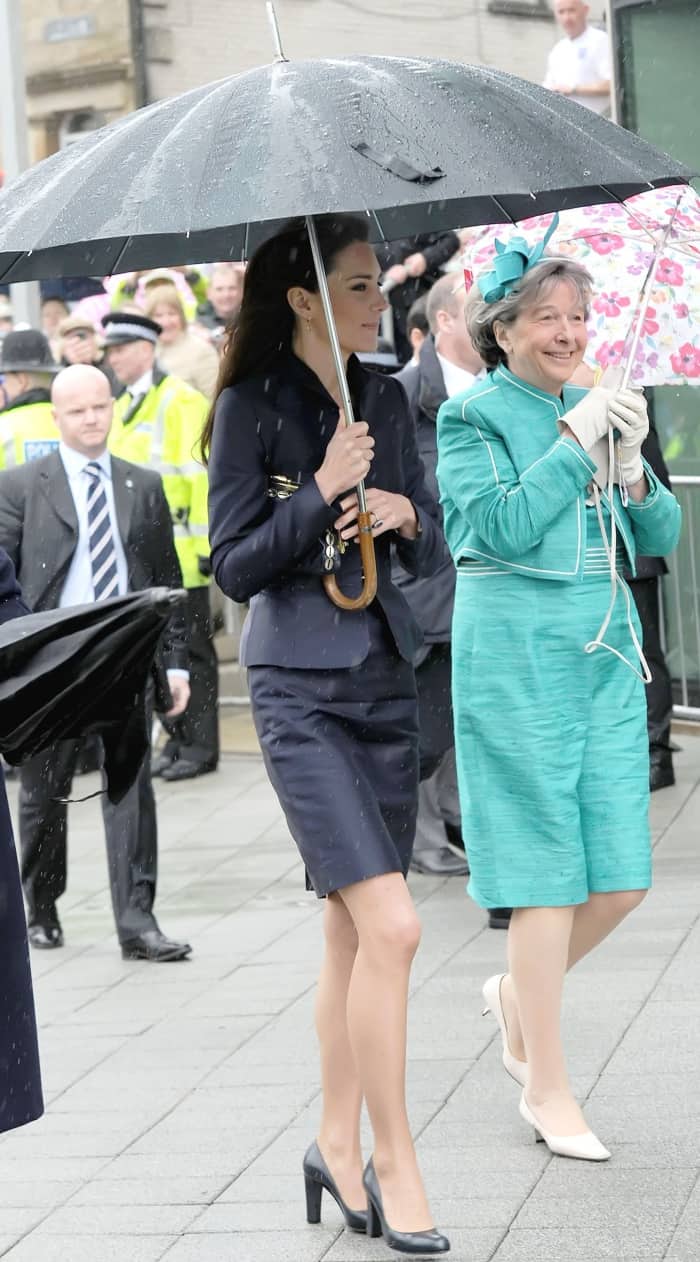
[322,493,378,611]
[306,214,377,612]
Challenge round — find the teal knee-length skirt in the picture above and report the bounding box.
[452,560,651,909]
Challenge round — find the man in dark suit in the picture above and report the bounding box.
[625,419,677,791]
[395,274,513,929]
[0,364,192,961]
[394,274,478,879]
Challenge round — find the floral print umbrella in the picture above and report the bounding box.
[465,184,700,387]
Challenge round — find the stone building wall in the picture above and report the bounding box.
[144,0,584,102]
[21,0,135,162]
[11,0,608,163]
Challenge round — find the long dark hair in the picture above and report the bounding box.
[200,213,370,461]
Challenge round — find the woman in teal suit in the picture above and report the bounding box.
[436,238,681,1162]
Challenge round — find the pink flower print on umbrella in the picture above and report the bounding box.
[674,302,690,319]
[587,232,625,255]
[593,292,631,318]
[670,343,700,378]
[594,340,626,369]
[641,306,659,336]
[656,257,685,287]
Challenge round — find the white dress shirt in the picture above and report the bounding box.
[58,443,129,608]
[543,26,611,115]
[436,352,484,400]
[58,442,189,686]
[125,369,154,402]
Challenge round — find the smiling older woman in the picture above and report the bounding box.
[436,241,682,1163]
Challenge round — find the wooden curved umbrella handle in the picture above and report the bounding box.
[322,511,377,611]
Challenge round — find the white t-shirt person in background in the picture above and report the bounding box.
[543,0,612,116]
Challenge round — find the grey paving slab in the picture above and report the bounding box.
[490,1226,671,1260]
[323,1227,506,1261]
[0,741,698,1261]
[161,1228,338,1261]
[0,1181,83,1209]
[2,1236,176,1262]
[69,1177,232,1206]
[0,1210,45,1235]
[34,1205,200,1234]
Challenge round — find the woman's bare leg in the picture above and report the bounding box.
[508,905,589,1134]
[502,890,648,1133]
[339,872,432,1233]
[566,889,648,968]
[501,889,648,1061]
[315,892,364,1208]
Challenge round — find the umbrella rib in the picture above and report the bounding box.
[369,208,386,243]
[107,236,135,279]
[488,194,517,226]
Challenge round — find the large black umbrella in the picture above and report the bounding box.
[0,56,691,282]
[0,588,185,803]
[0,42,691,609]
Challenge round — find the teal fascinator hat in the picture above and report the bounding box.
[477,213,559,304]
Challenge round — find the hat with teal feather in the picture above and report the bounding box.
[477,214,560,304]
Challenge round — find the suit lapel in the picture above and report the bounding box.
[39,453,78,534]
[111,457,135,548]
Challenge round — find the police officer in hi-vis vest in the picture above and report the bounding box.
[0,330,59,468]
[102,311,218,781]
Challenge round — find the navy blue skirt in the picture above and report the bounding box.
[248,609,419,897]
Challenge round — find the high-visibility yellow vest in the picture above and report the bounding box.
[0,401,59,469]
[109,373,210,589]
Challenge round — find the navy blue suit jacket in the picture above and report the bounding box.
[208,353,448,668]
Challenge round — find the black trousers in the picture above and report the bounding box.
[161,586,219,767]
[630,576,674,753]
[19,740,159,943]
[416,643,455,782]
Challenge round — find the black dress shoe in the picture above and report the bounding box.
[151,751,176,778]
[650,758,675,792]
[28,923,64,949]
[410,846,469,877]
[303,1140,367,1233]
[443,821,466,853]
[488,908,513,930]
[363,1159,450,1255]
[160,758,217,782]
[121,930,192,961]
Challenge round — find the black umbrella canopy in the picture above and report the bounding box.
[0,588,185,802]
[0,55,692,282]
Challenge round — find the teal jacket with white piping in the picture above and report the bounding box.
[436,365,682,581]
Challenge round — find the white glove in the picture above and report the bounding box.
[608,388,649,487]
[563,386,617,452]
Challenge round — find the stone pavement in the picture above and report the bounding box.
[1,732,699,1262]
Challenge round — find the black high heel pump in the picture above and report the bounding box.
[303,1140,367,1232]
[363,1159,450,1255]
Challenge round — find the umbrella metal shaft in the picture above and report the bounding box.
[620,193,682,390]
[265,2,287,62]
[305,214,368,516]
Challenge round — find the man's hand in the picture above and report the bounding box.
[385,263,409,287]
[403,252,428,278]
[335,488,419,541]
[165,674,190,718]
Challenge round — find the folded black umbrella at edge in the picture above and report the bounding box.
[0,588,186,803]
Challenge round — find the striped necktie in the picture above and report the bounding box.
[85,461,119,601]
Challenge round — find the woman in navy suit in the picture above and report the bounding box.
[0,548,43,1134]
[204,216,450,1254]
